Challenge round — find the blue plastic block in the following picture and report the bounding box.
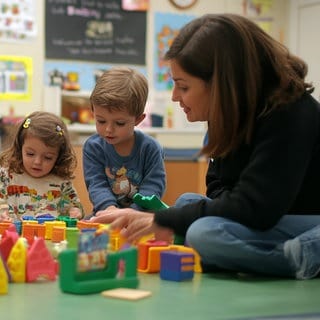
[13,221,22,235]
[160,251,194,271]
[160,251,194,281]
[160,269,194,281]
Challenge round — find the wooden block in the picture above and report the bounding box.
[101,288,152,301]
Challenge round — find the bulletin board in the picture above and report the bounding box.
[45,0,146,65]
[0,55,32,101]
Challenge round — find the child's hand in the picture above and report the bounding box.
[69,207,83,219]
[0,207,12,222]
[94,205,118,218]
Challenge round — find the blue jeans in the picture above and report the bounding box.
[175,193,320,279]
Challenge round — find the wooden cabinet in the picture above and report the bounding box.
[73,145,93,215]
[162,160,207,206]
[72,145,208,214]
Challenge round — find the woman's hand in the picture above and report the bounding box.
[90,207,174,243]
[0,205,12,222]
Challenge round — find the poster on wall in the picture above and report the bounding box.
[45,0,147,65]
[0,55,32,101]
[241,0,273,17]
[154,12,195,91]
[0,0,37,42]
[227,0,274,36]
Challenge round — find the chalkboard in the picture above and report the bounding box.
[45,0,146,65]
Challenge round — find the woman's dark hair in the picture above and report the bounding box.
[165,14,313,157]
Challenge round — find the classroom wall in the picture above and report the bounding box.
[0,1,45,116]
[288,0,320,99]
[0,0,289,118]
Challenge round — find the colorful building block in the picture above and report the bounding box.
[138,239,170,273]
[160,250,194,281]
[133,193,169,211]
[132,193,185,245]
[56,216,78,227]
[0,222,12,236]
[44,220,66,240]
[36,214,56,224]
[58,247,139,294]
[137,241,202,273]
[0,229,19,262]
[65,227,79,249]
[51,226,66,243]
[13,221,22,235]
[22,223,46,245]
[7,237,27,282]
[0,253,9,294]
[109,228,128,252]
[76,220,100,231]
[169,245,202,273]
[26,237,58,282]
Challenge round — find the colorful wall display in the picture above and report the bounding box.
[154,12,195,91]
[0,0,37,42]
[0,55,32,101]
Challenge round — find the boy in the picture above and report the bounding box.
[83,67,166,216]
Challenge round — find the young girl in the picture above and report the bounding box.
[0,111,84,221]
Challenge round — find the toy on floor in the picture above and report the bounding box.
[0,228,19,262]
[133,193,169,211]
[26,237,58,282]
[7,237,27,282]
[101,288,152,301]
[138,239,202,273]
[0,224,59,288]
[0,253,9,294]
[160,250,194,281]
[138,239,169,272]
[132,193,185,245]
[58,228,139,294]
[6,235,58,283]
[77,229,109,272]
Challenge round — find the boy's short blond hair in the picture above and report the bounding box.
[90,67,148,117]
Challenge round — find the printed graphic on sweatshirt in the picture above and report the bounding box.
[105,165,141,207]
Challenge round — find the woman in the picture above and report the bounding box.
[90,14,320,279]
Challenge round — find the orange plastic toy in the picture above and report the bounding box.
[137,240,202,273]
[138,240,170,273]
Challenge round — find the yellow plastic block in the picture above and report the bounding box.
[0,256,9,294]
[44,221,66,240]
[7,238,27,282]
[169,245,202,273]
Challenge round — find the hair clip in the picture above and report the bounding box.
[56,125,64,136]
[23,118,31,128]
